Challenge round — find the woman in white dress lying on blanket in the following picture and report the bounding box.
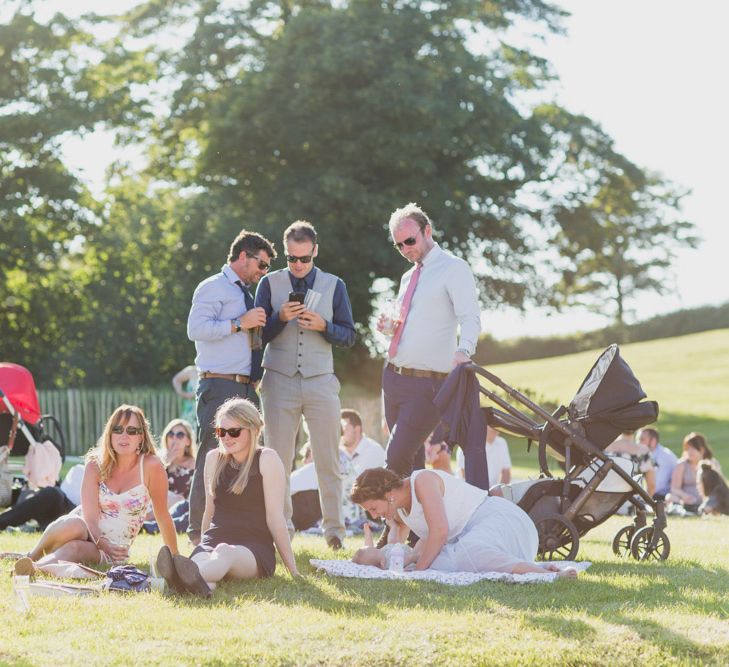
[350,468,576,578]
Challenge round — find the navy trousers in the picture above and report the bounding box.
[382,365,444,476]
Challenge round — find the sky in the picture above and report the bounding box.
[24,0,729,339]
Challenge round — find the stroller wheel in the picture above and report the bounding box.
[535,514,579,561]
[612,525,635,558]
[630,526,670,561]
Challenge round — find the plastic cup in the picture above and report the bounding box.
[380,298,400,337]
[13,575,31,613]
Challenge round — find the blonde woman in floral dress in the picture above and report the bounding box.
[15,405,178,575]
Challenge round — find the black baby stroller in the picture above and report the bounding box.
[469,344,669,562]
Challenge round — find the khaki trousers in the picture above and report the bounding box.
[260,369,344,541]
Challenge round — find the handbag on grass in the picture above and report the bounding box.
[103,565,151,593]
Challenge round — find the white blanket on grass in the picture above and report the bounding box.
[309,559,591,585]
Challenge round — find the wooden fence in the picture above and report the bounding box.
[38,387,184,456]
[38,386,384,456]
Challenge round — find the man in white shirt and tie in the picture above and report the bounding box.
[377,202,481,477]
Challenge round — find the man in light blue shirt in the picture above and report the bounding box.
[185,229,276,544]
[640,427,677,500]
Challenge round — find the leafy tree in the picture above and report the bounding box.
[544,141,698,326]
[116,0,570,329]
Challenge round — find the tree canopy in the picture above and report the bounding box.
[0,0,697,387]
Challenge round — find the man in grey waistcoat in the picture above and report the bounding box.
[255,221,356,549]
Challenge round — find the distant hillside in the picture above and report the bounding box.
[475,301,729,365]
[486,329,729,468]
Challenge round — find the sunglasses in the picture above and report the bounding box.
[166,430,187,439]
[393,228,423,250]
[215,426,245,438]
[111,425,144,436]
[286,254,313,264]
[245,252,271,271]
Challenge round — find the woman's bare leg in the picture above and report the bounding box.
[35,540,102,568]
[192,543,258,583]
[27,516,89,561]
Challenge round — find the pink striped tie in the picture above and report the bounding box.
[388,263,422,359]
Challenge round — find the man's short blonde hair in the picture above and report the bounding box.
[388,202,433,236]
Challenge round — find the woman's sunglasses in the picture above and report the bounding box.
[215,426,245,438]
[166,430,187,439]
[393,228,423,250]
[111,425,144,436]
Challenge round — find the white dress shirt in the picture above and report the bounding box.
[340,435,386,476]
[389,244,481,373]
[456,436,512,488]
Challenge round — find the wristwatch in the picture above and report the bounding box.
[232,318,242,333]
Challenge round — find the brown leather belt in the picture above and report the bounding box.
[200,371,251,384]
[386,362,448,380]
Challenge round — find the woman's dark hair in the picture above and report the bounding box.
[350,468,403,504]
[683,432,713,459]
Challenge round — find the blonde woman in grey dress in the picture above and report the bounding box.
[351,468,576,577]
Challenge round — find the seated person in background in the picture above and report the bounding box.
[157,398,298,596]
[424,435,452,474]
[605,431,655,497]
[290,444,322,531]
[15,405,178,576]
[144,419,196,534]
[351,467,576,577]
[666,433,707,513]
[456,426,511,488]
[698,462,729,515]
[339,409,385,475]
[0,464,83,532]
[638,428,677,500]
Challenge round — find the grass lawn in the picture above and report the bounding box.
[2,517,729,666]
[485,329,729,472]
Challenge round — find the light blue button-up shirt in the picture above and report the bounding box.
[187,264,253,374]
[652,443,678,496]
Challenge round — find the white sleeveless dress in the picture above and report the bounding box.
[398,469,539,573]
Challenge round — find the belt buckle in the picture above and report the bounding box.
[393,364,404,376]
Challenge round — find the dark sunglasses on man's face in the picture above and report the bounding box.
[111,425,144,436]
[215,426,245,438]
[393,227,423,250]
[166,430,187,439]
[245,252,271,271]
[286,254,313,264]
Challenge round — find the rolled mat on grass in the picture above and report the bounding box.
[309,559,591,585]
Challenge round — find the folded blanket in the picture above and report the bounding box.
[309,559,591,585]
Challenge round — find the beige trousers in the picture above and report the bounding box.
[260,369,344,540]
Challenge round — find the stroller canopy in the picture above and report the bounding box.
[570,344,646,419]
[0,362,42,424]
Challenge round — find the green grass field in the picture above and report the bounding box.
[484,329,729,477]
[3,330,729,665]
[2,520,729,666]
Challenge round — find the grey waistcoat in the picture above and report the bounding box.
[262,268,337,378]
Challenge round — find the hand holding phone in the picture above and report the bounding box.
[280,292,306,322]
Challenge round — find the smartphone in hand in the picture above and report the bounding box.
[288,291,306,304]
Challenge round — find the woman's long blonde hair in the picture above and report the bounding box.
[160,418,197,465]
[210,398,263,496]
[86,405,156,480]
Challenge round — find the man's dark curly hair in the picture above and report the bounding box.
[350,468,404,504]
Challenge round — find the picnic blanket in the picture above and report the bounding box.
[309,559,591,585]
